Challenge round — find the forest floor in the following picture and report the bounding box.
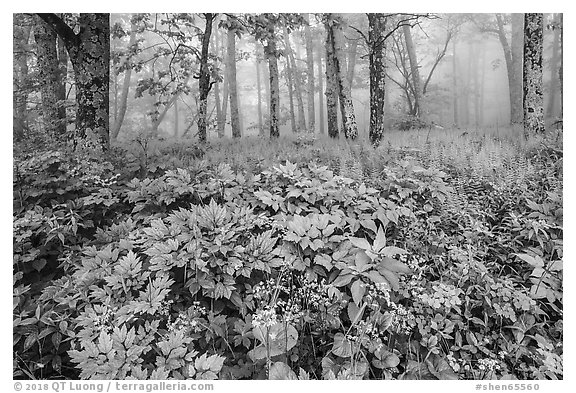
[13,127,563,380]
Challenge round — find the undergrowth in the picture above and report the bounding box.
[13,129,563,380]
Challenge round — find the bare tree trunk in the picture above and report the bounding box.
[317,38,325,135]
[403,24,422,118]
[510,13,524,125]
[479,43,486,126]
[197,13,214,142]
[473,42,480,127]
[212,27,223,138]
[304,13,315,133]
[256,52,264,136]
[111,21,136,140]
[452,39,458,127]
[226,24,241,138]
[174,99,179,137]
[558,14,563,120]
[285,55,297,133]
[546,13,561,118]
[56,32,68,130]
[13,16,31,140]
[523,13,545,137]
[265,35,280,138]
[346,38,358,89]
[284,26,306,131]
[328,14,358,139]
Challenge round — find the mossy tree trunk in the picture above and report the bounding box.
[304,13,315,133]
[38,13,110,151]
[523,13,545,137]
[368,13,387,146]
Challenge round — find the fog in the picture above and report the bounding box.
[109,13,562,140]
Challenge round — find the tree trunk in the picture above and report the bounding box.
[403,24,422,118]
[558,13,563,120]
[35,16,66,137]
[265,36,280,138]
[546,13,561,118]
[285,55,297,133]
[329,14,358,139]
[226,26,241,138]
[197,13,214,142]
[304,13,315,133]
[284,26,306,131]
[212,27,223,138]
[38,13,110,150]
[317,37,325,135]
[451,39,459,127]
[479,43,486,126]
[174,99,179,137]
[510,13,524,125]
[13,17,31,141]
[111,21,136,140]
[346,38,358,89]
[256,51,264,136]
[473,42,480,127]
[56,33,68,130]
[324,16,339,138]
[368,13,387,146]
[523,13,545,137]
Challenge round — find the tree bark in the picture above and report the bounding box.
[226,24,241,138]
[111,21,136,140]
[324,16,339,138]
[304,13,316,133]
[403,24,422,118]
[38,13,110,150]
[368,13,387,146]
[510,13,524,125]
[523,13,545,137]
[317,37,325,135]
[174,99,179,137]
[35,15,66,137]
[13,16,31,140]
[198,13,214,142]
[546,13,561,118]
[284,26,306,131]
[346,38,358,90]
[329,14,358,139]
[284,55,297,133]
[256,49,264,136]
[265,35,280,138]
[451,39,459,127]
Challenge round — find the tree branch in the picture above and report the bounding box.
[36,13,77,49]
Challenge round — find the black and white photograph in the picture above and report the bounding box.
[11,4,565,386]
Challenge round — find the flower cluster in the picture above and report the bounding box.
[477,358,501,372]
[252,306,278,328]
[167,301,207,334]
[92,304,116,333]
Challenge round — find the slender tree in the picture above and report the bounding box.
[111,19,137,140]
[316,35,325,135]
[256,48,264,136]
[197,13,215,142]
[451,39,458,127]
[38,13,110,150]
[326,13,358,139]
[284,52,297,133]
[304,13,315,133]
[546,13,561,118]
[523,13,545,137]
[403,24,422,117]
[284,26,306,131]
[226,21,242,138]
[13,15,32,140]
[367,13,387,146]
